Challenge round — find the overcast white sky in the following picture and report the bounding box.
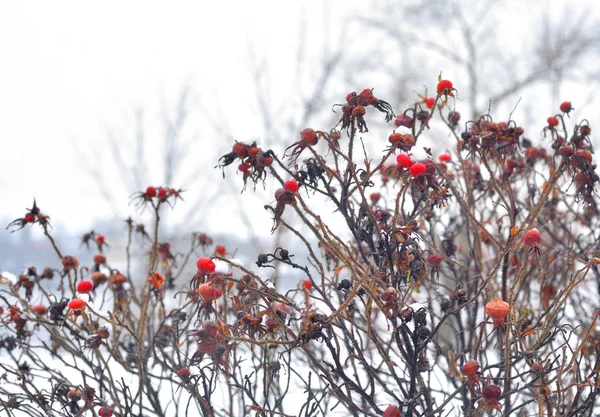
[0,1,351,233]
[1,0,598,241]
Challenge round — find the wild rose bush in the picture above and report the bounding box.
[2,78,600,417]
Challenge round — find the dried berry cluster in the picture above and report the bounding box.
[2,78,600,417]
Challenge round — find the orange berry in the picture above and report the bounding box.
[68,299,86,311]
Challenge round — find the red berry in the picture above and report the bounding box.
[560,101,573,113]
[300,128,318,145]
[77,280,94,294]
[25,213,35,223]
[238,162,251,172]
[396,153,413,169]
[196,257,216,274]
[425,97,435,109]
[284,180,299,193]
[439,153,451,162]
[96,235,105,244]
[158,188,168,199]
[383,405,401,417]
[232,142,248,158]
[547,116,559,127]
[369,193,380,203]
[68,299,86,311]
[409,162,427,177]
[302,279,312,291]
[522,228,541,247]
[93,254,107,265]
[461,360,479,377]
[146,186,156,197]
[198,283,222,301]
[436,79,453,94]
[98,407,113,417]
[215,245,226,256]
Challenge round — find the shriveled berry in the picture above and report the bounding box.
[359,88,375,105]
[62,255,79,271]
[284,180,299,193]
[198,283,222,301]
[91,272,108,286]
[202,321,219,337]
[409,162,427,177]
[422,159,436,173]
[558,145,573,158]
[448,111,461,126]
[177,367,191,381]
[380,287,397,302]
[300,128,318,145]
[394,114,414,128]
[232,142,248,158]
[426,254,442,266]
[370,193,380,203]
[396,153,413,168]
[352,105,366,117]
[522,228,541,247]
[238,162,251,172]
[482,383,502,400]
[77,280,94,294]
[31,304,47,316]
[196,257,216,274]
[110,272,126,286]
[98,407,113,417]
[461,359,479,377]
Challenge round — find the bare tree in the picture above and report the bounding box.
[360,0,600,119]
